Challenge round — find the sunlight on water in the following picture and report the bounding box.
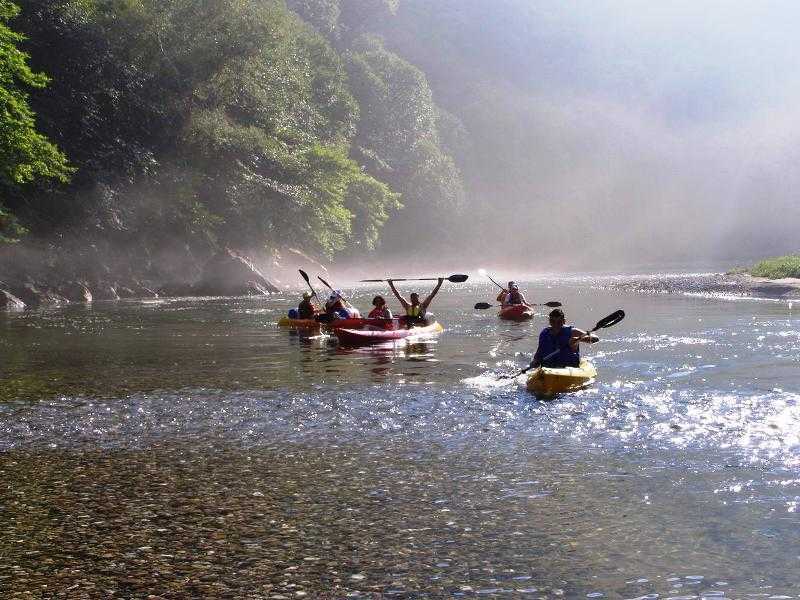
[1,282,800,596]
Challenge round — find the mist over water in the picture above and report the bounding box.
[374,0,800,269]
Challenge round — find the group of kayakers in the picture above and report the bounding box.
[291,277,599,369]
[296,278,444,324]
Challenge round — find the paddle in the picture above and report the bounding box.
[474,301,561,310]
[359,274,469,283]
[298,269,319,300]
[498,309,625,379]
[483,273,506,290]
[316,275,355,312]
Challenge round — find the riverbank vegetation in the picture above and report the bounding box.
[0,0,463,297]
[748,256,800,279]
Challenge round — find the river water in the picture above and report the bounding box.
[1,276,799,598]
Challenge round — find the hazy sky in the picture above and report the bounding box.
[417,0,800,268]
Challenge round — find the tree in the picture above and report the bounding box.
[0,0,71,242]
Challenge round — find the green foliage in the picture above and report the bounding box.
[3,0,468,267]
[748,256,800,279]
[345,35,463,248]
[286,0,341,36]
[0,0,72,242]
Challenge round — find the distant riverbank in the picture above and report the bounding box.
[607,271,800,300]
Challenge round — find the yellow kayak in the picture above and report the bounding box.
[277,316,320,328]
[526,359,597,396]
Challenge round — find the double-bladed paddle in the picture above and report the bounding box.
[298,269,319,300]
[482,272,506,290]
[474,301,561,310]
[498,309,626,379]
[359,274,469,283]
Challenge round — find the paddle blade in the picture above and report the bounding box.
[474,302,492,310]
[299,269,311,284]
[544,301,562,307]
[447,274,469,283]
[359,279,384,282]
[591,309,625,332]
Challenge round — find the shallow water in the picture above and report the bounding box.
[1,276,799,598]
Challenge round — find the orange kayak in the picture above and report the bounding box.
[499,304,533,321]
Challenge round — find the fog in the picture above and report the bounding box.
[373,0,800,272]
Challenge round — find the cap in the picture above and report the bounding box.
[302,292,311,299]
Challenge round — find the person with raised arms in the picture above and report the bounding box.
[388,278,444,323]
[531,308,598,368]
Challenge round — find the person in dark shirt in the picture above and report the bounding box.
[297,292,318,319]
[531,308,598,368]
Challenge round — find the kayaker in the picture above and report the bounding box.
[368,295,393,319]
[531,308,598,368]
[325,291,361,319]
[388,278,443,323]
[497,281,527,306]
[297,292,318,319]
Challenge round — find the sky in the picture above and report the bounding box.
[390,0,800,269]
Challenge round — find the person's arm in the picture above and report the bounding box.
[496,290,508,303]
[530,331,545,368]
[422,278,444,309]
[518,292,528,306]
[569,328,598,351]
[385,307,393,319]
[388,280,409,309]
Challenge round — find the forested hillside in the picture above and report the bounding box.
[3,0,795,304]
[0,0,463,300]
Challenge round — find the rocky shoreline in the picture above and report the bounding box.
[0,247,283,311]
[606,272,800,301]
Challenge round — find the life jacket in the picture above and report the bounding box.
[298,299,315,319]
[537,326,579,368]
[369,306,392,319]
[507,289,523,305]
[406,304,423,318]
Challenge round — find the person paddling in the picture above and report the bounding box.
[368,295,393,319]
[531,308,598,368]
[388,278,443,324]
[297,292,318,319]
[497,281,527,306]
[325,290,361,319]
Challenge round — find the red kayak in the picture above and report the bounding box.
[279,316,390,329]
[335,321,444,345]
[498,304,534,321]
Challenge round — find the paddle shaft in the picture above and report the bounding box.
[474,301,561,309]
[486,274,506,290]
[360,274,468,283]
[317,275,348,303]
[298,269,319,301]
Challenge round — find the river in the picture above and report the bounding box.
[1,275,798,598]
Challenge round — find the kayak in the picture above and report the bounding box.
[499,304,533,321]
[335,321,444,345]
[277,316,321,328]
[526,359,597,396]
[278,316,391,329]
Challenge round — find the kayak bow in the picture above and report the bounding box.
[498,304,534,321]
[526,359,597,397]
